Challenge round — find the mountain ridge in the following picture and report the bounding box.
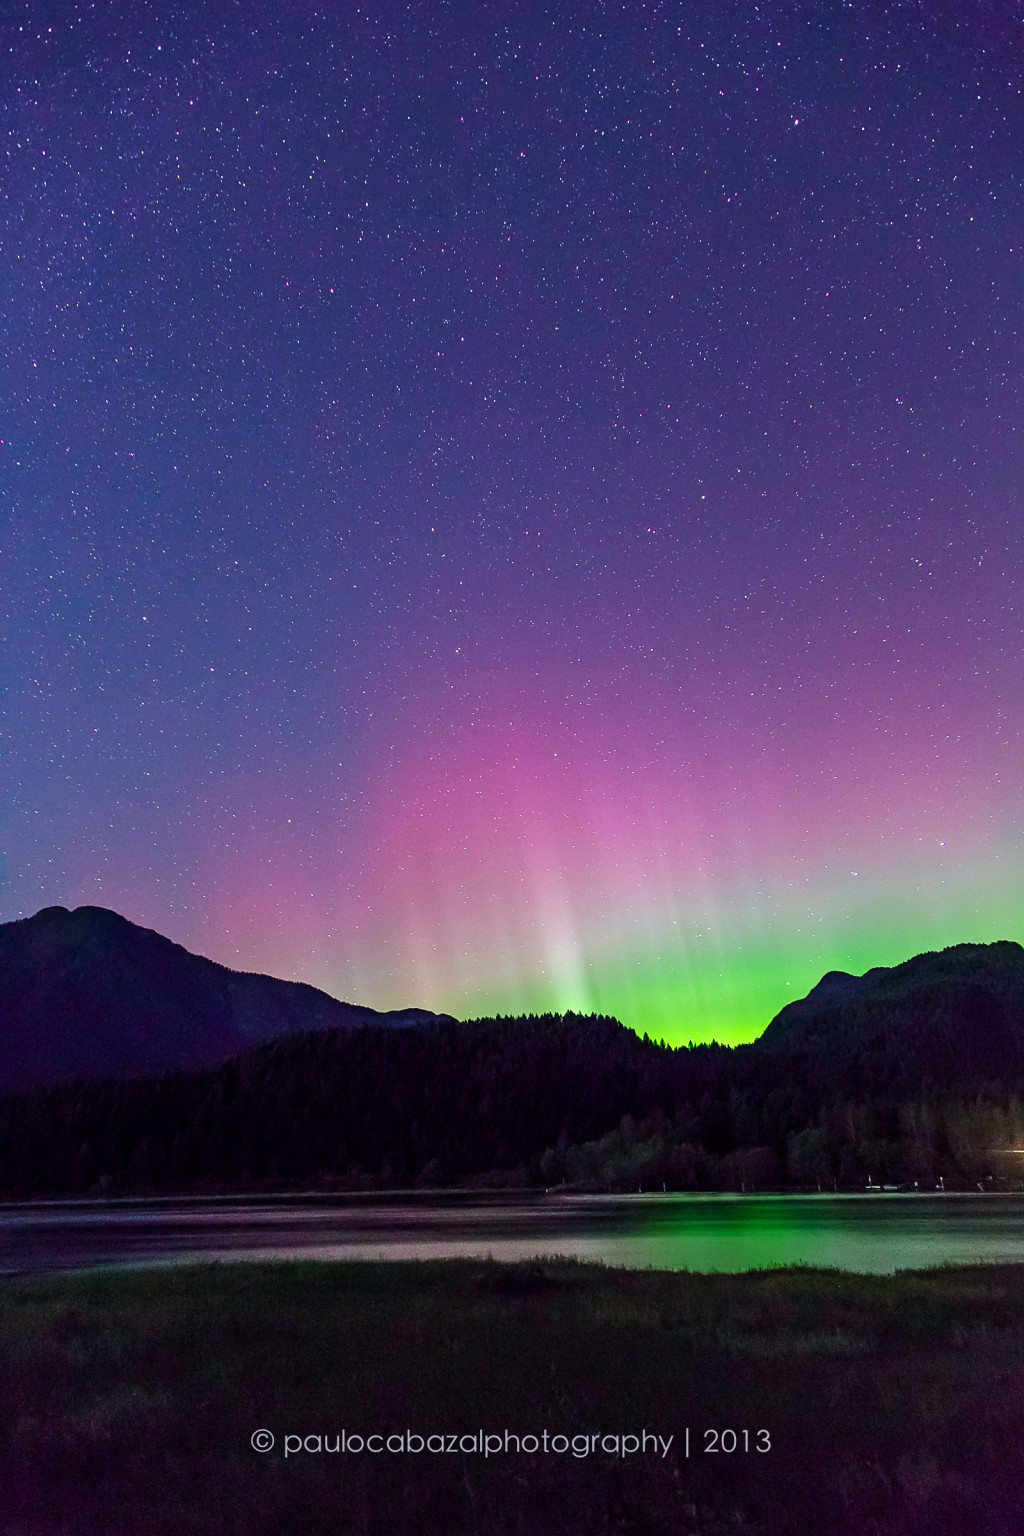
[1,904,1021,1097]
[756,940,1024,1077]
[0,903,454,1092]
[1,909,1023,1195]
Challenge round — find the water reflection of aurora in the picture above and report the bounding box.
[593,1192,1024,1273]
[7,1193,1024,1277]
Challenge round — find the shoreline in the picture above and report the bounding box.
[3,1179,1020,1211]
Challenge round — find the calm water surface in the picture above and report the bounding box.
[3,1191,1024,1275]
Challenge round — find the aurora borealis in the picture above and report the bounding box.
[5,2,1021,1044]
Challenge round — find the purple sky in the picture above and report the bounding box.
[5,1,1021,1041]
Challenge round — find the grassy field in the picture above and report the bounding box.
[2,1257,1023,1535]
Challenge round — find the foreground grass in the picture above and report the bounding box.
[2,1259,1024,1535]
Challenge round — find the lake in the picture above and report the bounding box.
[3,1189,1024,1275]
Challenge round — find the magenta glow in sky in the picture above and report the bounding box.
[5,2,1021,1042]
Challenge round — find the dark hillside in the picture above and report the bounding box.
[0,905,453,1092]
[1,913,1021,1197]
[0,1012,684,1197]
[755,941,1024,1088]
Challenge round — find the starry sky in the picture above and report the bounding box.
[5,1,1021,1044]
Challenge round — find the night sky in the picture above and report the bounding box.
[5,2,1021,1043]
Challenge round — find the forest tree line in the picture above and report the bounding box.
[1,1009,1023,1197]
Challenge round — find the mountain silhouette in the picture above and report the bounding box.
[2,906,1021,1105]
[755,940,1024,1084]
[0,904,453,1092]
[0,916,1022,1195]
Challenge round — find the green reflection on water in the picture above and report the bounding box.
[593,1193,1024,1274]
